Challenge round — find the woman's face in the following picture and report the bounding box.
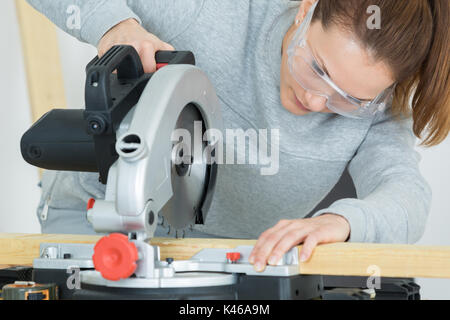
[280,6,395,116]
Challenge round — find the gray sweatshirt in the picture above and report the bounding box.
[27,0,431,243]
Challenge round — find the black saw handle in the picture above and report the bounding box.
[84,46,195,128]
[21,46,195,182]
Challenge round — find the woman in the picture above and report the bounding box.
[28,0,449,272]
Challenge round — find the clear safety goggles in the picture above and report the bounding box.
[287,1,396,119]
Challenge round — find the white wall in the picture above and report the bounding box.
[56,30,97,110]
[0,0,95,234]
[0,0,449,299]
[0,0,41,234]
[416,138,450,300]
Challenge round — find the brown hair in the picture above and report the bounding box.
[312,0,449,146]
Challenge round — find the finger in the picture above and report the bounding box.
[161,41,175,51]
[249,220,292,263]
[299,232,320,262]
[249,225,285,263]
[250,222,303,272]
[97,43,111,58]
[268,229,309,266]
[139,40,157,73]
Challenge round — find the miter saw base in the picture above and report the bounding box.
[70,274,322,300]
[8,266,421,300]
[31,242,323,300]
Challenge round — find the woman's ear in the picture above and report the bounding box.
[295,0,318,25]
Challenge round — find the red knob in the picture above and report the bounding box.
[92,233,138,281]
[226,252,241,262]
[86,198,95,210]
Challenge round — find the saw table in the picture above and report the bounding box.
[1,233,450,300]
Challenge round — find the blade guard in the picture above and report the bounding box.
[113,65,223,224]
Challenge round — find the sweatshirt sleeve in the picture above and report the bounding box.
[26,0,142,46]
[26,0,205,47]
[312,111,432,244]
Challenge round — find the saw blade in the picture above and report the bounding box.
[159,103,208,236]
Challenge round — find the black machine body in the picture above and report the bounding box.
[21,46,195,184]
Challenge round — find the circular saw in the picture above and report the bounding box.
[22,46,310,299]
[21,45,223,240]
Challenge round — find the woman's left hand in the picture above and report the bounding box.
[248,214,351,272]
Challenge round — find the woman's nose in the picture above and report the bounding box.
[304,91,328,112]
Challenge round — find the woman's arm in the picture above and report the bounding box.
[249,111,432,272]
[26,0,141,46]
[26,0,205,72]
[312,112,432,244]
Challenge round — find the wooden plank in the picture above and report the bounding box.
[0,233,100,266]
[0,233,253,266]
[1,233,450,279]
[0,265,16,269]
[15,0,66,123]
[298,242,450,279]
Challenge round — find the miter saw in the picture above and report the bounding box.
[19,45,323,300]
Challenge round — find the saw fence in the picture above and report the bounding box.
[1,233,450,279]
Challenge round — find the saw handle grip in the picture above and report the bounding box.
[85,46,195,113]
[85,45,144,112]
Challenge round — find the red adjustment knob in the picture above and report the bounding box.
[226,252,241,263]
[92,233,138,281]
[86,198,95,210]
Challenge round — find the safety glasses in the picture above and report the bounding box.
[287,1,396,119]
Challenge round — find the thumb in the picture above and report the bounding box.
[159,40,175,51]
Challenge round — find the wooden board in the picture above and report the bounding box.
[0,265,16,269]
[298,242,450,278]
[0,233,100,266]
[1,233,450,279]
[15,0,66,122]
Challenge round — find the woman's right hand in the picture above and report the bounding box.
[97,18,175,73]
